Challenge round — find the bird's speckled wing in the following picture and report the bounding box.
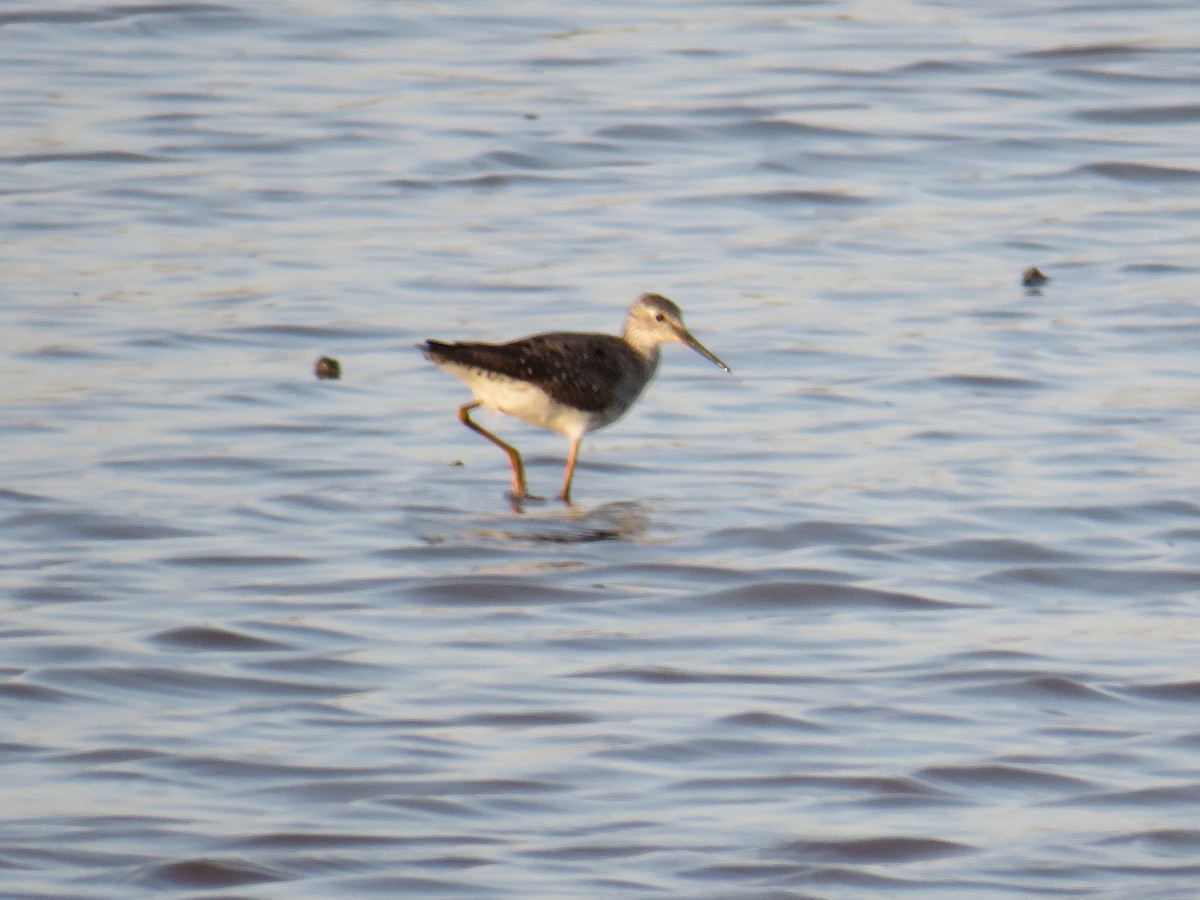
[423,332,646,413]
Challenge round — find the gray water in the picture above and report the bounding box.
[4,2,1200,897]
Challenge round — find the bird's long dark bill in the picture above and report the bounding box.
[679,329,731,373]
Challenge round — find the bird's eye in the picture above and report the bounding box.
[654,313,665,322]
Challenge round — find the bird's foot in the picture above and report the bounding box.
[507,491,546,513]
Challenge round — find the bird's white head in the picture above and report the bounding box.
[623,293,731,372]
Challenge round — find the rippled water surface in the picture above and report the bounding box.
[4,2,1200,897]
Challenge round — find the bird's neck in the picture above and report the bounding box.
[620,331,663,372]
[621,321,665,361]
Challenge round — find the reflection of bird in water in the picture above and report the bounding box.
[468,501,652,545]
[423,293,730,503]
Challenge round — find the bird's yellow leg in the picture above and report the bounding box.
[558,435,584,504]
[458,402,528,497]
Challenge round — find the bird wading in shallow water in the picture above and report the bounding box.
[422,293,731,503]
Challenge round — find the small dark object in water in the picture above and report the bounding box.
[315,356,341,380]
[1022,266,1050,288]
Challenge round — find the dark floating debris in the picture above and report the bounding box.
[1022,266,1050,288]
[314,356,341,380]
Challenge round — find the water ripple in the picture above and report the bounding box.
[5,1,1200,896]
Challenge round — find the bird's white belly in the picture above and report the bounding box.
[461,368,599,438]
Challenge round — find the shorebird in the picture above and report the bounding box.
[422,292,730,503]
